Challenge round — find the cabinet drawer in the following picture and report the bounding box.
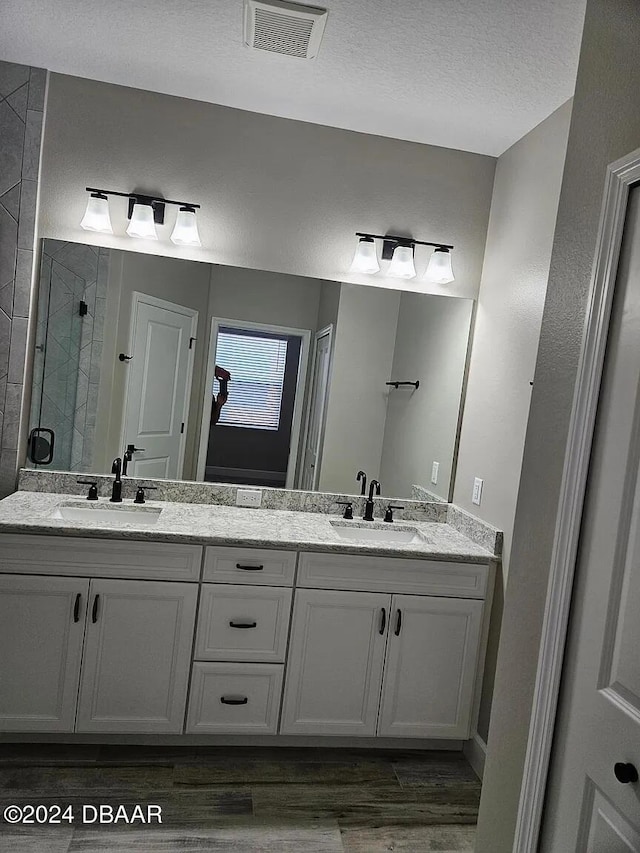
[203,547,296,587]
[195,585,292,662]
[0,534,202,582]
[186,662,283,734]
[298,552,489,599]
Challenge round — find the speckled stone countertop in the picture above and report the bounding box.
[0,491,494,564]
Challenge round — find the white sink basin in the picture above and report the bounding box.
[330,521,423,544]
[51,504,162,526]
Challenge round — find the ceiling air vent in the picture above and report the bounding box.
[244,0,328,60]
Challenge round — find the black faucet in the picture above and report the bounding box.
[356,470,367,496]
[363,480,381,521]
[122,444,144,476]
[110,458,123,503]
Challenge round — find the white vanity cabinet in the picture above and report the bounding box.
[76,579,198,733]
[0,574,89,732]
[0,535,202,735]
[281,553,490,740]
[280,589,390,736]
[378,595,483,739]
[186,546,295,734]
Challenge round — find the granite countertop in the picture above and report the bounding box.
[0,491,494,564]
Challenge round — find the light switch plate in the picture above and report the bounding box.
[236,488,262,508]
[431,461,439,485]
[472,477,483,506]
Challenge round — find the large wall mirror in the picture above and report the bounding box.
[26,239,474,501]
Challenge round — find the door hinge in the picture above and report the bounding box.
[180,423,185,434]
[189,337,196,350]
[79,300,88,317]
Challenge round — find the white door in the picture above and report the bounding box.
[378,594,483,739]
[0,574,89,732]
[122,292,198,480]
[280,588,390,736]
[542,188,640,850]
[300,327,332,490]
[76,579,198,733]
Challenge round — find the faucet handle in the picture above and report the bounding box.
[336,501,354,520]
[134,485,158,505]
[384,504,404,523]
[77,480,98,501]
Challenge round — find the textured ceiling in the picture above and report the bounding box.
[1,0,586,155]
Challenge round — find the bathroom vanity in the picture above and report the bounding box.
[0,489,497,747]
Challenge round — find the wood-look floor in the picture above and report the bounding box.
[0,745,479,852]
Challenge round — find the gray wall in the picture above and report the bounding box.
[0,61,46,496]
[37,73,495,301]
[95,250,211,478]
[207,265,325,332]
[319,283,400,494]
[475,0,640,849]
[453,102,573,745]
[379,293,473,500]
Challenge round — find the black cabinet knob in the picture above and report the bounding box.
[614,762,638,784]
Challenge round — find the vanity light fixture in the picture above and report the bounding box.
[349,236,380,274]
[352,232,455,283]
[171,206,202,247]
[80,192,113,234]
[127,201,159,240]
[387,244,416,279]
[80,187,202,246]
[424,246,454,284]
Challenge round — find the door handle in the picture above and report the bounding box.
[220,696,248,705]
[91,594,100,623]
[394,609,402,636]
[73,593,81,623]
[379,607,386,635]
[236,563,264,571]
[229,620,257,629]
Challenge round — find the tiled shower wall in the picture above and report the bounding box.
[0,61,46,497]
[29,240,108,472]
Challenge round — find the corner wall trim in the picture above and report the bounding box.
[513,148,640,852]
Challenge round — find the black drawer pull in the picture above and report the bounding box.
[73,593,81,623]
[229,620,257,629]
[220,696,248,705]
[92,594,100,623]
[379,607,386,635]
[236,563,264,571]
[395,609,402,636]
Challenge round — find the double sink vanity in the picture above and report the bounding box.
[0,479,499,748]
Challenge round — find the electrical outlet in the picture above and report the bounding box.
[472,477,483,506]
[431,461,439,485]
[236,489,262,508]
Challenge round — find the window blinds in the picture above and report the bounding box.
[215,329,288,430]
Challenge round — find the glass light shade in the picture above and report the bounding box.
[349,237,380,274]
[171,207,201,247]
[387,244,416,279]
[425,248,455,283]
[126,202,158,240]
[80,193,113,234]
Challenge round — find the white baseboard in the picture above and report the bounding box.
[0,733,464,750]
[463,731,487,780]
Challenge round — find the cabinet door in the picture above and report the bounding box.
[280,589,390,736]
[76,579,198,733]
[0,574,89,732]
[378,595,483,739]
